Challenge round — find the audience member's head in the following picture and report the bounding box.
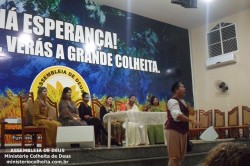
[61,87,72,100]
[171,81,186,98]
[150,96,159,106]
[37,86,47,100]
[128,95,136,105]
[204,142,250,166]
[82,91,90,103]
[105,96,113,106]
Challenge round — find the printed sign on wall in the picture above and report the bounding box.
[0,0,193,144]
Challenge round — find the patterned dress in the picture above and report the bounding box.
[59,100,86,126]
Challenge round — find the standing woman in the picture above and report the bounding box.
[33,87,61,148]
[78,92,107,145]
[100,96,123,146]
[165,82,198,166]
[59,87,85,126]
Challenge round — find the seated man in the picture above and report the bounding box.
[124,95,148,146]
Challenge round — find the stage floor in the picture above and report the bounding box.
[0,138,249,166]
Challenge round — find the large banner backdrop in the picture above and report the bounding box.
[0,0,193,143]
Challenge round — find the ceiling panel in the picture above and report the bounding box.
[90,0,250,29]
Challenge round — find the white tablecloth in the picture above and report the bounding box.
[103,111,167,147]
[103,111,167,124]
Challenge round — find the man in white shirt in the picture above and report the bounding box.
[125,95,148,146]
[125,95,139,111]
[165,82,197,166]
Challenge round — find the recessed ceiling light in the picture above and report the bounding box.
[203,0,214,2]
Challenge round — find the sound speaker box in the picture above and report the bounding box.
[56,126,95,148]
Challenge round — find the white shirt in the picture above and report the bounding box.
[167,99,186,122]
[126,103,139,112]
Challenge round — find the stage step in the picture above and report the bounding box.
[58,139,250,166]
[65,152,207,166]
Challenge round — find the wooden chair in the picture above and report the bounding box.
[91,98,106,144]
[188,109,198,139]
[189,109,198,129]
[20,92,46,148]
[91,98,103,119]
[115,100,124,111]
[214,109,226,138]
[228,107,240,138]
[47,97,58,121]
[242,106,250,138]
[199,110,212,128]
[75,98,83,108]
[75,98,102,118]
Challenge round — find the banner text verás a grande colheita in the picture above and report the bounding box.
[0,9,160,73]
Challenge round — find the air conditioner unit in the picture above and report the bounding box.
[206,53,236,69]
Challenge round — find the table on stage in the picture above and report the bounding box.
[103,111,167,148]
